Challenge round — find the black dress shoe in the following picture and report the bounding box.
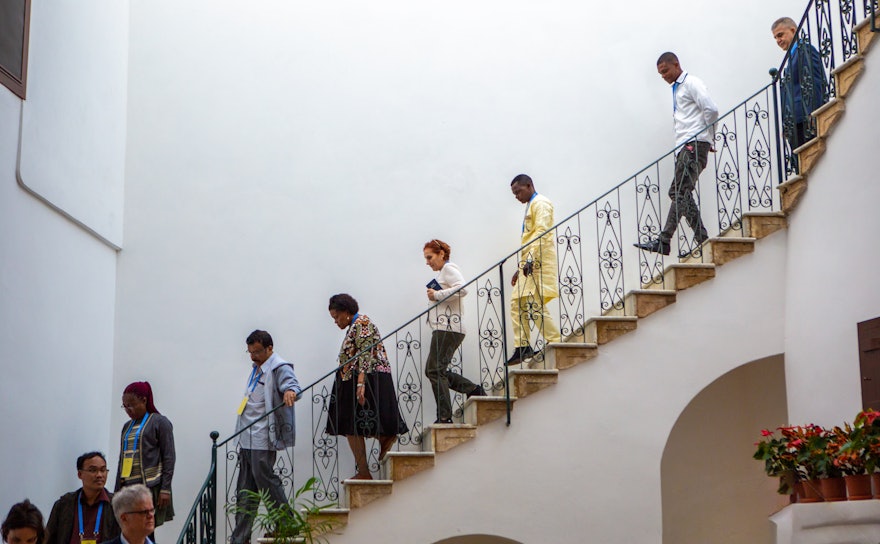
[467,385,487,398]
[633,238,671,255]
[506,346,535,366]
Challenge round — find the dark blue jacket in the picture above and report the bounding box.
[782,40,827,123]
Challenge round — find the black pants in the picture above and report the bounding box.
[425,331,479,420]
[661,141,710,243]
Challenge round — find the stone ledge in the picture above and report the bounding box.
[778,175,807,215]
[543,342,598,369]
[383,451,435,481]
[342,479,393,509]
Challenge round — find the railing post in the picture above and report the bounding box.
[209,431,219,544]
[769,68,785,186]
[497,262,511,426]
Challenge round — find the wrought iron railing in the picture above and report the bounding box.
[176,2,877,543]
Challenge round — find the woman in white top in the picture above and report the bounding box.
[424,239,486,424]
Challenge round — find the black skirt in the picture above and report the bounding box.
[325,371,409,437]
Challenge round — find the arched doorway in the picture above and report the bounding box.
[661,354,789,543]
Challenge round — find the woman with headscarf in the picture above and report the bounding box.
[326,293,408,480]
[114,382,175,534]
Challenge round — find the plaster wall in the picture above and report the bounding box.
[16,0,128,247]
[0,0,127,516]
[0,101,118,513]
[117,1,803,539]
[782,48,880,426]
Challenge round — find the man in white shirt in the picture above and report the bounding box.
[635,52,719,257]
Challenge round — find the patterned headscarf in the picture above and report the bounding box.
[123,381,160,414]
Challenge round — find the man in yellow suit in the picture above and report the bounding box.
[507,174,560,365]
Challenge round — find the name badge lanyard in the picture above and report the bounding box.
[121,413,148,478]
[77,491,103,544]
[237,366,262,415]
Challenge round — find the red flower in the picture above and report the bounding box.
[761,429,773,437]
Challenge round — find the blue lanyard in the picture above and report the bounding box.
[522,193,538,233]
[672,74,687,112]
[124,413,149,453]
[349,313,359,328]
[246,366,262,393]
[77,491,104,537]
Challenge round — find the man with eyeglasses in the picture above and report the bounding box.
[46,452,121,544]
[103,485,154,544]
[231,330,301,544]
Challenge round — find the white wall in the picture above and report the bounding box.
[118,0,804,538]
[16,0,128,247]
[0,0,127,520]
[0,100,118,515]
[783,48,880,426]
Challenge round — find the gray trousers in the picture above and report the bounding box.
[661,141,710,243]
[425,330,479,420]
[231,448,288,544]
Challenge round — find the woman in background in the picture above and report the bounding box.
[115,381,175,536]
[326,293,408,480]
[423,239,485,424]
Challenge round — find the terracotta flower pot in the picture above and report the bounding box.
[819,476,847,501]
[872,473,880,499]
[799,479,824,503]
[844,474,873,500]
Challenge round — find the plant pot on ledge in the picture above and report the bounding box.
[799,479,824,503]
[872,473,880,499]
[844,474,873,500]
[819,476,847,502]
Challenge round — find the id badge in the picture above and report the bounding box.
[81,539,97,544]
[121,453,134,478]
[237,396,249,415]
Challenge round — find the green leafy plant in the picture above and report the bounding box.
[753,427,798,494]
[226,477,338,544]
[838,409,880,475]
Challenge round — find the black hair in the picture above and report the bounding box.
[328,293,359,315]
[246,330,273,348]
[76,451,106,471]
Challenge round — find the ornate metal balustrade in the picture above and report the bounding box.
[176,2,878,543]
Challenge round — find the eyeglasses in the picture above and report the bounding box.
[246,347,266,356]
[125,508,155,516]
[82,468,109,475]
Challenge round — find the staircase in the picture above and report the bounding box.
[178,4,880,544]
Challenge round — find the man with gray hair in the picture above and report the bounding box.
[102,485,154,544]
[771,16,827,163]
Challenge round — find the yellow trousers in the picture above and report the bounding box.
[511,295,561,348]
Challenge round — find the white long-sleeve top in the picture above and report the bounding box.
[427,261,468,334]
[671,71,719,147]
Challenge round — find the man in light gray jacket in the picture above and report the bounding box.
[231,330,301,544]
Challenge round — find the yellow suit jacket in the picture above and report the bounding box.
[514,194,558,300]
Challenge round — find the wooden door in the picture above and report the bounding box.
[858,316,880,411]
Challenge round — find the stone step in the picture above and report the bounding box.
[793,136,825,176]
[742,212,787,240]
[778,175,807,215]
[423,423,477,453]
[856,12,880,54]
[814,98,846,140]
[382,451,435,481]
[305,507,349,535]
[508,368,558,398]
[605,289,676,318]
[464,396,514,426]
[543,342,598,369]
[642,263,716,292]
[679,237,755,266]
[342,479,393,509]
[832,54,865,99]
[565,316,638,345]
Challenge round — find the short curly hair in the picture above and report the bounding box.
[328,294,358,315]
